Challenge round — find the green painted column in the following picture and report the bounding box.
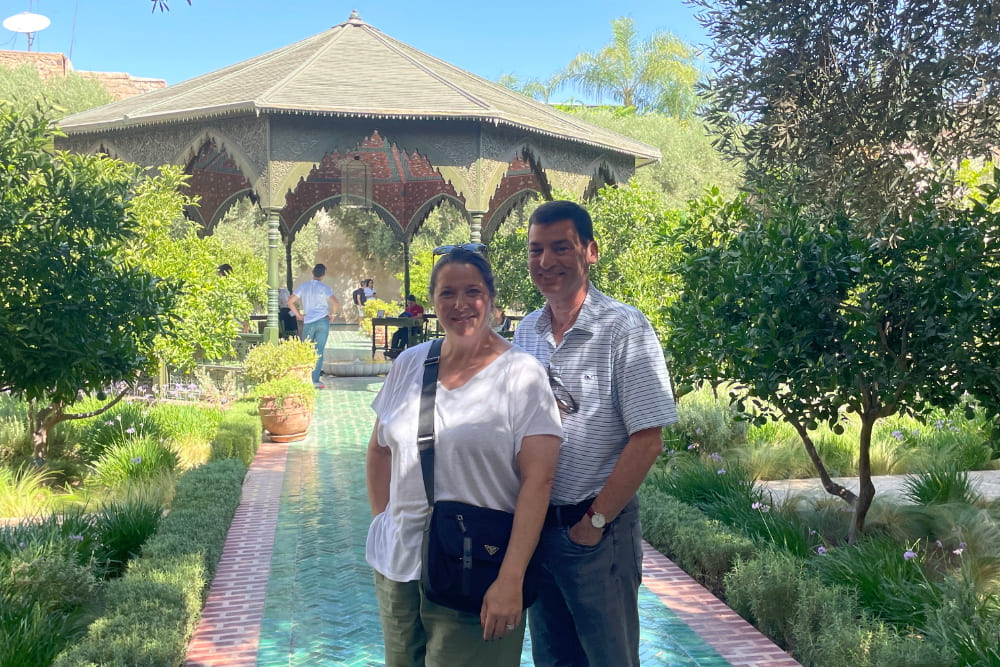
[265,208,281,345]
[470,211,484,244]
[403,239,411,299]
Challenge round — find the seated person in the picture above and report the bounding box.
[386,295,425,357]
[278,287,298,337]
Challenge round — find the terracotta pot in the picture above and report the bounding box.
[258,396,312,442]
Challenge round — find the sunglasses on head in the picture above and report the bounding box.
[432,243,487,257]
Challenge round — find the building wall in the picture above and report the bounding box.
[0,49,165,100]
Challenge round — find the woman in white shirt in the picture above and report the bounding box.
[366,247,562,667]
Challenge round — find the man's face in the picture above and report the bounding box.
[527,218,598,304]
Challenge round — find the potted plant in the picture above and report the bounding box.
[243,338,319,383]
[243,338,320,442]
[252,375,317,442]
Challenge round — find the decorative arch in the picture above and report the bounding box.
[281,131,462,240]
[171,128,260,184]
[406,193,470,239]
[84,139,128,160]
[182,138,255,232]
[205,188,259,234]
[289,194,405,241]
[582,159,618,200]
[482,189,539,241]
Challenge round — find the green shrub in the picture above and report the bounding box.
[90,436,178,489]
[811,535,941,628]
[251,374,317,412]
[0,595,83,667]
[661,383,748,455]
[242,337,319,383]
[901,464,982,506]
[650,451,760,513]
[724,549,806,647]
[75,402,163,463]
[53,459,246,667]
[922,574,1000,666]
[0,465,54,517]
[211,400,261,465]
[94,497,164,577]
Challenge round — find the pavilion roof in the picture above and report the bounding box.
[59,12,659,163]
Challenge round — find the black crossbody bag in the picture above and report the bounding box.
[417,338,540,613]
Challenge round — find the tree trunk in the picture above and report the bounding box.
[29,400,61,463]
[785,411,857,505]
[848,416,878,545]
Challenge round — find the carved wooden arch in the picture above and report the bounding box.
[482,189,540,242]
[180,137,256,233]
[172,128,260,185]
[83,139,128,160]
[582,157,621,199]
[406,193,471,240]
[205,188,259,234]
[289,194,405,242]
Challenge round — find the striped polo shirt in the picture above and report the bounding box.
[514,283,678,505]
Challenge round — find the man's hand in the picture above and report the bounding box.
[567,517,604,547]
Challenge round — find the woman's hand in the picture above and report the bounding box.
[480,575,522,641]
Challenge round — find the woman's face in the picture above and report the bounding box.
[432,262,492,339]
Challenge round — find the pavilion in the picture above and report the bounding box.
[56,10,659,343]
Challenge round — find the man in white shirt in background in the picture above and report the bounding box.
[288,264,340,389]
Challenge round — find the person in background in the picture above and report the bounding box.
[364,278,376,302]
[366,247,562,666]
[352,279,368,319]
[386,294,425,357]
[514,201,677,667]
[287,264,339,389]
[278,286,298,338]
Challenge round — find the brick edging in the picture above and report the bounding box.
[641,542,801,666]
[184,441,288,667]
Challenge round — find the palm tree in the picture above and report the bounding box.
[497,73,566,103]
[563,17,700,117]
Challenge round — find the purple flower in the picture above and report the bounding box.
[125,427,136,435]
[953,547,964,555]
[130,456,142,465]
[891,430,904,441]
[936,539,943,548]
[935,419,944,430]
[817,546,827,555]
[104,420,114,426]
[751,501,770,512]
[903,549,917,561]
[709,452,723,462]
[188,383,198,391]
[960,541,967,549]
[695,427,703,436]
[687,443,698,450]
[18,541,26,549]
[68,535,83,542]
[810,529,817,536]
[717,468,726,474]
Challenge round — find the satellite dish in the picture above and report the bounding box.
[3,12,51,51]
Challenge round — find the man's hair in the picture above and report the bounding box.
[528,200,595,244]
[429,248,496,301]
[405,294,417,302]
[312,264,326,278]
[217,263,233,277]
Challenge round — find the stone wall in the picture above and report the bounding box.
[0,49,165,100]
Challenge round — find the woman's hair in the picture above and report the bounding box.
[428,248,496,301]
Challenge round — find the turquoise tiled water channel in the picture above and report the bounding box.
[255,331,730,666]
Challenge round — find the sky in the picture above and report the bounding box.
[0,0,710,102]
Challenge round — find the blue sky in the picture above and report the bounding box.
[1,0,709,102]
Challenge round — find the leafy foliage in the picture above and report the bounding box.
[242,338,319,383]
[0,64,113,119]
[0,105,178,407]
[696,0,1000,235]
[665,175,1000,540]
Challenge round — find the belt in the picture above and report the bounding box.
[544,497,596,528]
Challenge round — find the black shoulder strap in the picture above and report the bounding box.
[417,338,444,506]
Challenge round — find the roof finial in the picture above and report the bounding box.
[347,9,363,24]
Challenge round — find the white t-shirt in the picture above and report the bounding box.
[293,279,333,324]
[366,341,563,583]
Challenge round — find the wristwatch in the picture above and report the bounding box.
[586,506,606,529]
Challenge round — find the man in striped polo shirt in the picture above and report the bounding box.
[514,200,677,667]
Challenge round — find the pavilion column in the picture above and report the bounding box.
[265,207,281,345]
[469,211,485,244]
[403,239,411,298]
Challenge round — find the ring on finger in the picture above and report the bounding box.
[505,623,516,630]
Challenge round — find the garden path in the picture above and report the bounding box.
[762,470,1000,506]
[184,329,799,666]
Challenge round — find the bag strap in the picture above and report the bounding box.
[418,337,444,506]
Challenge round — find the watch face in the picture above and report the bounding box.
[590,512,606,529]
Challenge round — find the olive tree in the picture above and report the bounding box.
[0,106,178,460]
[695,0,1000,235]
[665,177,1000,543]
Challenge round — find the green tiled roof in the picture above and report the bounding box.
[59,13,659,162]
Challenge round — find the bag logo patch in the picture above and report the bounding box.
[484,545,499,555]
